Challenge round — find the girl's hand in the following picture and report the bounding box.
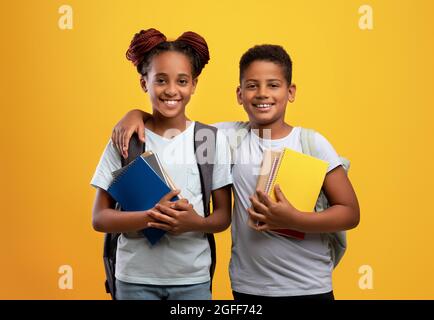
[247,184,301,232]
[147,198,204,235]
[111,109,147,159]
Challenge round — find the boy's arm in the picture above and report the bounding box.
[249,166,360,233]
[147,185,232,234]
[92,187,175,233]
[111,109,151,159]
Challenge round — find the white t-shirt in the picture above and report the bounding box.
[90,122,232,285]
[214,121,342,297]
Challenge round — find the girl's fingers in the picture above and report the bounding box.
[148,210,176,225]
[148,222,172,231]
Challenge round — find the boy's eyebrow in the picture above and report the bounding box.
[244,78,283,82]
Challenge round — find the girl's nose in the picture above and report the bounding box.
[164,83,177,96]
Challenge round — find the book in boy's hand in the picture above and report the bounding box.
[254,148,328,240]
[107,152,179,245]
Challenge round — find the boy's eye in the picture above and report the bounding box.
[269,83,280,88]
[246,84,257,89]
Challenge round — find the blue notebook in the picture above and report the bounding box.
[107,155,178,245]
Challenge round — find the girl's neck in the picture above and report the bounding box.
[146,112,191,137]
[250,119,293,140]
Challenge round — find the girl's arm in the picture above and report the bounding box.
[92,188,159,233]
[111,109,151,159]
[147,185,232,234]
[249,166,360,233]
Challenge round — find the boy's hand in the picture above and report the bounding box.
[247,184,301,232]
[147,198,204,235]
[111,109,147,159]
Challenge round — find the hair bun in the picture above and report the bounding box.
[126,28,167,67]
[177,31,210,67]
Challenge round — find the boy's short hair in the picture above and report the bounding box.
[239,44,293,85]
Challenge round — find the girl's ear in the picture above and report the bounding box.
[288,83,296,102]
[236,86,243,105]
[191,78,198,95]
[140,76,148,93]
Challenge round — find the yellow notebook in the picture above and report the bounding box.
[255,148,329,239]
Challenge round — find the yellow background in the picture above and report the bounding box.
[1,0,433,299]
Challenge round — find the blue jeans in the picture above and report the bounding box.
[115,279,212,300]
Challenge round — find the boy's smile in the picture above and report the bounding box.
[237,60,296,129]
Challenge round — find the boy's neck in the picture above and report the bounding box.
[250,119,293,140]
[146,112,191,137]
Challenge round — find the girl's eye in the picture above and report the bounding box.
[156,78,166,84]
[179,79,188,85]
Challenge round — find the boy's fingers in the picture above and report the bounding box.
[273,184,286,203]
[256,223,270,232]
[247,207,266,223]
[250,196,268,214]
[256,189,273,207]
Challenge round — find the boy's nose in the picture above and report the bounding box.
[256,86,269,99]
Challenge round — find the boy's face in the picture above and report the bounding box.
[141,51,197,119]
[237,60,296,127]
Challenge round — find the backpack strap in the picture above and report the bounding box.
[299,127,348,268]
[103,133,145,300]
[194,121,218,289]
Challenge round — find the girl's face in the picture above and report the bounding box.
[141,51,197,119]
[237,60,296,127]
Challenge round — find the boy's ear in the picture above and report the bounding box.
[288,83,296,102]
[140,76,148,93]
[236,86,243,105]
[191,78,198,95]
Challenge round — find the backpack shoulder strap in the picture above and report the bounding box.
[300,127,318,158]
[193,121,218,289]
[122,133,146,166]
[194,122,217,217]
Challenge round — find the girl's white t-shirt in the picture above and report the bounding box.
[91,122,232,285]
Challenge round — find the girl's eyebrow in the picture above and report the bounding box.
[154,72,191,78]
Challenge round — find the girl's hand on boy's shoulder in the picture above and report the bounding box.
[247,185,301,232]
[111,109,146,159]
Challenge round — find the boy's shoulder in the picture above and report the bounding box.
[212,121,250,132]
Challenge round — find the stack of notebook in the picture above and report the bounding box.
[255,148,329,240]
[107,151,179,245]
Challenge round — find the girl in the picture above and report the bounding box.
[109,44,360,300]
[90,28,232,300]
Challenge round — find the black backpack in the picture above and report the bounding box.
[103,122,218,300]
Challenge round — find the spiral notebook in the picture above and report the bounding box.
[255,148,328,240]
[107,152,179,245]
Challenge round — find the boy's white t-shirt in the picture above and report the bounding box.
[90,122,232,285]
[214,121,342,297]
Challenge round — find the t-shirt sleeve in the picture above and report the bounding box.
[211,130,233,191]
[90,140,122,191]
[313,132,343,173]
